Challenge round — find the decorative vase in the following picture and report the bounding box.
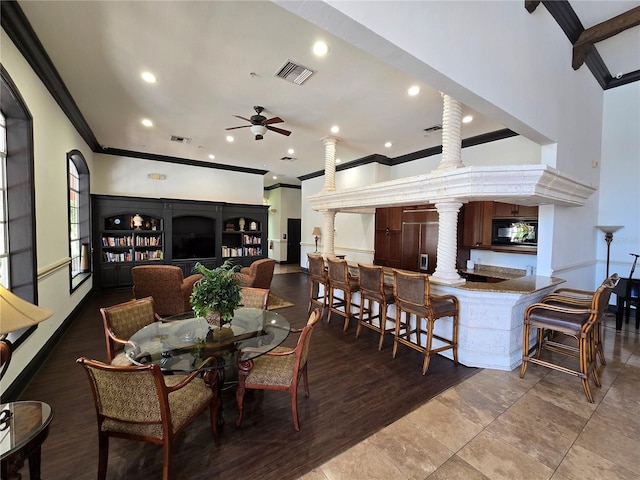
[206,310,223,328]
[239,217,246,231]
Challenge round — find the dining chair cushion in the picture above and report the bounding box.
[395,297,457,318]
[244,346,296,387]
[95,372,212,439]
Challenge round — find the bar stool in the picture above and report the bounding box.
[392,269,459,375]
[356,264,396,350]
[327,257,360,332]
[520,274,618,402]
[307,254,328,320]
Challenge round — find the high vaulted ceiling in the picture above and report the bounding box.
[6,1,639,188]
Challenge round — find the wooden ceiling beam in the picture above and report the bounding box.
[573,6,640,70]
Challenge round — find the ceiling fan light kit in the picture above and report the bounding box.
[226,105,291,140]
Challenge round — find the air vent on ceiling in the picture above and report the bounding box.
[423,125,443,133]
[170,135,192,144]
[275,60,314,85]
[280,156,297,162]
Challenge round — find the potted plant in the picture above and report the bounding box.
[190,260,242,329]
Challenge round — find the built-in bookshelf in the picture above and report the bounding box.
[221,217,263,260]
[100,214,164,264]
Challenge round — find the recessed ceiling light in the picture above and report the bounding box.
[336,158,341,163]
[141,118,153,127]
[208,154,215,160]
[385,142,392,148]
[408,85,420,96]
[331,125,340,134]
[288,148,295,155]
[462,115,473,123]
[272,175,278,180]
[141,72,157,83]
[226,135,234,142]
[313,41,329,56]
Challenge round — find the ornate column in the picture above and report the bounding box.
[321,210,336,257]
[432,202,464,284]
[437,93,464,171]
[322,136,339,192]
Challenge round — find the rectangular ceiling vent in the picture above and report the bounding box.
[280,156,297,162]
[275,60,314,85]
[170,135,192,144]
[423,124,443,133]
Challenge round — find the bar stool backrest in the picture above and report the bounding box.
[327,258,350,287]
[358,264,385,296]
[308,254,326,280]
[393,270,430,310]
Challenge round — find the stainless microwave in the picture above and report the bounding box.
[491,220,537,246]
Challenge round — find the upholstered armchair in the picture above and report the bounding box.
[132,265,202,317]
[237,258,276,290]
[77,357,217,480]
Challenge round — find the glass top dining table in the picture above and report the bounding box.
[124,308,290,373]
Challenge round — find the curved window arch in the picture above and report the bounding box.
[68,149,90,290]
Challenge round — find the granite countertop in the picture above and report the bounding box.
[455,275,565,294]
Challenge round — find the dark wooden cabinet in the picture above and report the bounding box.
[374,207,403,268]
[374,205,438,273]
[462,202,492,248]
[92,195,268,289]
[493,202,538,219]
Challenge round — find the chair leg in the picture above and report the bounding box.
[451,313,459,364]
[97,433,109,480]
[578,336,594,403]
[378,302,387,351]
[236,360,252,427]
[422,318,435,375]
[356,297,365,339]
[520,321,530,378]
[343,290,351,332]
[327,288,334,324]
[162,440,172,480]
[291,383,300,432]
[392,310,402,359]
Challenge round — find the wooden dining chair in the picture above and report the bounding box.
[240,287,270,309]
[100,296,162,366]
[235,309,321,431]
[77,357,218,480]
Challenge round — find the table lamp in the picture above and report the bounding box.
[312,227,321,252]
[0,285,53,379]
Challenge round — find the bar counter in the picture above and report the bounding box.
[343,261,565,371]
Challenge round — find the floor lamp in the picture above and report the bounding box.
[596,225,623,278]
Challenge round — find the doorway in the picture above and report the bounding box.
[286,218,301,265]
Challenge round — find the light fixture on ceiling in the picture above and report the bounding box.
[331,125,340,134]
[313,41,329,56]
[288,148,295,155]
[272,175,278,180]
[141,72,157,83]
[408,85,420,96]
[226,135,234,142]
[141,119,153,127]
[336,158,341,163]
[250,124,268,140]
[385,142,392,148]
[208,154,215,160]
[462,115,473,123]
[147,173,166,181]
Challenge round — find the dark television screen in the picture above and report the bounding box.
[172,216,215,259]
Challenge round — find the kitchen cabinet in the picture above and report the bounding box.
[374,206,402,268]
[462,202,493,248]
[493,202,538,219]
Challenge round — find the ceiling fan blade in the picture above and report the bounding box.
[266,125,291,136]
[263,116,284,125]
[233,115,252,122]
[225,125,252,130]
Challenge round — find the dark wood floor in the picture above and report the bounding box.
[17,272,478,479]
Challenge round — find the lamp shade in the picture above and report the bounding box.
[250,125,267,136]
[0,285,53,335]
[312,227,321,236]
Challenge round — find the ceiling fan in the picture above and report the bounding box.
[225,106,291,140]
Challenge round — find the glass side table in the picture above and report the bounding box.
[0,401,53,480]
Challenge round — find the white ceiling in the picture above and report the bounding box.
[15,1,640,188]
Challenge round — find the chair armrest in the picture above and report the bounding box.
[541,294,592,307]
[430,294,459,305]
[526,302,594,316]
[183,273,202,292]
[554,287,594,296]
[240,267,251,275]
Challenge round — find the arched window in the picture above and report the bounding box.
[68,150,90,290]
[0,111,8,287]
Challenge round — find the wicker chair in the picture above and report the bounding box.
[237,258,276,289]
[236,309,321,431]
[307,254,328,319]
[393,270,459,375]
[132,265,202,317]
[327,257,360,332]
[77,357,217,480]
[240,287,270,310]
[100,297,161,366]
[520,274,619,402]
[356,263,395,350]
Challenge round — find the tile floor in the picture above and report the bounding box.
[299,313,640,480]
